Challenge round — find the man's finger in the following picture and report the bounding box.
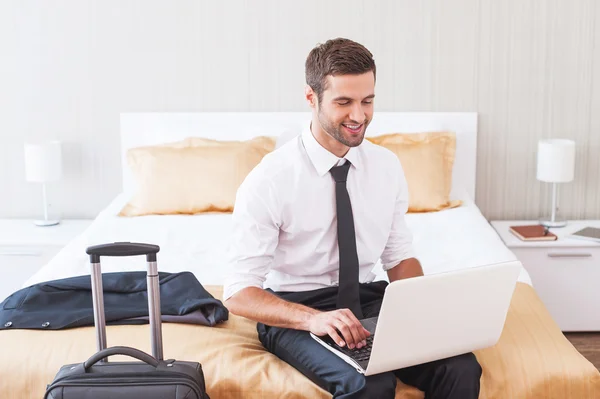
[326,326,345,347]
[337,313,364,347]
[341,309,369,343]
[334,320,355,348]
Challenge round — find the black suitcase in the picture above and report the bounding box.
[44,242,210,399]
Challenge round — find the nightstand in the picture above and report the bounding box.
[0,219,92,302]
[491,220,600,332]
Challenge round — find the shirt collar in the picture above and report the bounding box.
[301,121,361,176]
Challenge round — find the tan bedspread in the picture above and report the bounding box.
[1,282,598,398]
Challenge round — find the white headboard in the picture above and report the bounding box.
[120,112,478,200]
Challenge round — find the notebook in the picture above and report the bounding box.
[569,227,600,243]
[509,225,557,241]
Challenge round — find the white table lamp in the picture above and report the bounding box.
[24,141,62,226]
[536,138,575,228]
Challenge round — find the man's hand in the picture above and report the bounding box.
[308,309,370,349]
[226,287,370,349]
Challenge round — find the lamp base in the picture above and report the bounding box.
[539,217,567,228]
[34,219,60,227]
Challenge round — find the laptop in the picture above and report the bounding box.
[310,260,522,376]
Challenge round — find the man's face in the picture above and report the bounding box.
[316,72,375,148]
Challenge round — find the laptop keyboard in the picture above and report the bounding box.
[337,335,374,362]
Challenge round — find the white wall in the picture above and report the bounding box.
[1,0,599,220]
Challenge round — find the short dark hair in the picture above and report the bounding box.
[305,38,376,103]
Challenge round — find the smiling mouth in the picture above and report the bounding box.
[342,123,364,134]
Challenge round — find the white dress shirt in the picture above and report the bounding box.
[223,122,416,301]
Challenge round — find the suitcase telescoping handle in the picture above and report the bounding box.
[85,242,163,362]
[86,242,160,262]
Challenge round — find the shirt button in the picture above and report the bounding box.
[41,322,50,328]
[4,321,12,327]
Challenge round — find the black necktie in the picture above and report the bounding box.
[330,162,363,319]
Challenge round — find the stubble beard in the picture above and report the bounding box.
[317,105,368,148]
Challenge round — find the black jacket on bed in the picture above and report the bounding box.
[0,271,228,330]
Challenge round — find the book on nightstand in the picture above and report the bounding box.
[508,225,558,241]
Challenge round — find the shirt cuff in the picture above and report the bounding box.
[381,248,417,272]
[222,276,265,302]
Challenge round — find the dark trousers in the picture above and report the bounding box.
[257,281,482,399]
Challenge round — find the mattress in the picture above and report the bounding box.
[24,193,532,288]
[1,284,599,399]
[4,196,600,398]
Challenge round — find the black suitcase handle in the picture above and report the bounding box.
[86,242,160,263]
[86,241,164,361]
[84,346,159,370]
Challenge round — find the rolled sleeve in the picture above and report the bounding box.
[380,160,416,271]
[223,173,280,302]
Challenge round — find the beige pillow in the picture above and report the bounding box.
[119,137,275,216]
[163,136,276,151]
[367,132,462,212]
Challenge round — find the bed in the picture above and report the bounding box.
[1,112,599,398]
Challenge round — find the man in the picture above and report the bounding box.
[223,38,482,399]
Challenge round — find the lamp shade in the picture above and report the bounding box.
[24,141,63,182]
[536,139,575,183]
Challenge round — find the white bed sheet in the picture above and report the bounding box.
[24,194,532,288]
